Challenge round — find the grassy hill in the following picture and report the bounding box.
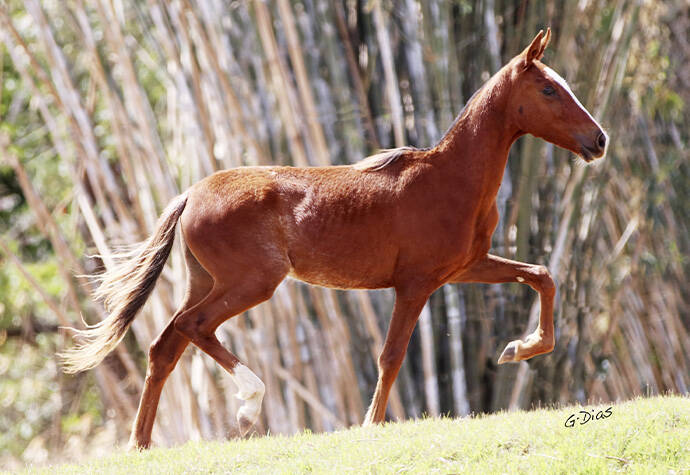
[17,395,689,474]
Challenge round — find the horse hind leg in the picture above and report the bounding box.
[173,268,287,436]
[129,243,213,450]
[129,323,189,450]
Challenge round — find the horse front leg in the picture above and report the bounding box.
[363,288,431,425]
[453,254,556,364]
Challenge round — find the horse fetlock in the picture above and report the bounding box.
[236,392,263,417]
[233,364,265,400]
[127,436,150,452]
[232,364,264,436]
[500,331,554,363]
[362,403,384,426]
[524,329,554,352]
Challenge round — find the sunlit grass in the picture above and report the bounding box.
[17,395,689,474]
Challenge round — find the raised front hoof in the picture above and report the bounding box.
[498,340,520,364]
[498,332,555,364]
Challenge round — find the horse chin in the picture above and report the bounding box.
[578,145,605,163]
[579,148,594,163]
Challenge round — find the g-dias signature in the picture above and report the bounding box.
[564,407,612,428]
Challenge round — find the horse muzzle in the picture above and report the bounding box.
[576,130,608,162]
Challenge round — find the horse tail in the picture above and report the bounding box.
[59,192,189,373]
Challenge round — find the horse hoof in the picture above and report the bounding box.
[238,415,254,437]
[498,341,520,364]
[127,440,149,452]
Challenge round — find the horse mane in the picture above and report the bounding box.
[353,146,418,171]
[436,84,487,145]
[353,84,489,172]
[354,85,488,172]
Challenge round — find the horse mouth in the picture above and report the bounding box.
[579,146,595,162]
[578,144,604,162]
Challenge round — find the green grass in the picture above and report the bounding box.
[16,395,690,474]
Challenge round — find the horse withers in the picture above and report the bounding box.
[60,29,607,449]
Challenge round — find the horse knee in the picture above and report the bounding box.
[378,348,405,374]
[534,265,556,296]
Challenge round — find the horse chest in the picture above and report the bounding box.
[466,203,500,260]
[420,201,499,274]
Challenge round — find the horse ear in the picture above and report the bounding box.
[538,27,552,58]
[521,29,547,69]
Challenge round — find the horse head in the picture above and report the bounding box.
[507,29,608,162]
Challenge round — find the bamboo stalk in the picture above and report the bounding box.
[181,0,268,166]
[371,0,405,147]
[418,302,439,417]
[443,286,470,416]
[275,0,330,166]
[254,0,310,167]
[332,0,380,150]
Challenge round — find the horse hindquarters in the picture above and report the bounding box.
[131,183,291,447]
[171,191,290,438]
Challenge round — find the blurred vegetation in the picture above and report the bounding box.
[0,0,687,468]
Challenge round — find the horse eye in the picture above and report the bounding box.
[542,85,556,96]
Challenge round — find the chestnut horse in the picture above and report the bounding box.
[61,29,608,449]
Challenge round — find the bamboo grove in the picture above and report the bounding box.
[0,0,687,459]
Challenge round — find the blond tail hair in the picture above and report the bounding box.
[59,193,188,373]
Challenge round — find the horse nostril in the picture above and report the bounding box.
[597,132,607,151]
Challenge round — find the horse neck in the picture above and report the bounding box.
[430,71,521,198]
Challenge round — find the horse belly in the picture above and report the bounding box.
[286,237,397,290]
[288,269,388,290]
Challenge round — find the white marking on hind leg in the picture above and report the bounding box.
[231,364,265,435]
